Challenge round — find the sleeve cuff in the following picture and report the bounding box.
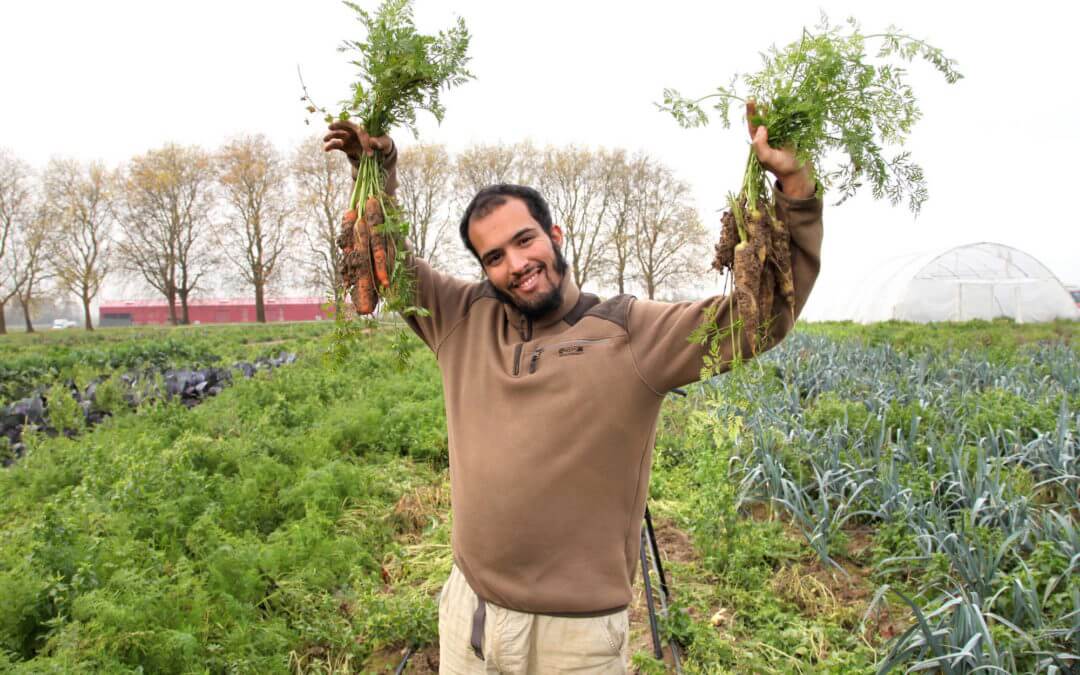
[774,180,822,210]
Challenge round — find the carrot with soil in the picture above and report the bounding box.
[304,0,472,316]
[661,16,961,356]
[364,196,390,289]
[337,208,379,314]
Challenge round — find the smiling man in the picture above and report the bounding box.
[324,110,823,673]
[466,187,568,318]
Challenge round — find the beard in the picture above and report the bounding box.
[494,244,568,319]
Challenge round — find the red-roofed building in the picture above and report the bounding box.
[99,298,332,326]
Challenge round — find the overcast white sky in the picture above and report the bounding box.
[2,0,1077,319]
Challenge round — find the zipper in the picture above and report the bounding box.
[528,347,544,374]
[511,318,533,377]
[548,337,613,351]
[526,337,614,375]
[512,343,524,376]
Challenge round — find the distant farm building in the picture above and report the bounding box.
[99,298,331,327]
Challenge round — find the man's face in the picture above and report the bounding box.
[469,197,566,318]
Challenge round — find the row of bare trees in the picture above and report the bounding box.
[112,136,317,326]
[1,139,711,333]
[398,142,711,299]
[0,152,110,333]
[0,138,330,332]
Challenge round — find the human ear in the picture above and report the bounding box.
[549,224,563,248]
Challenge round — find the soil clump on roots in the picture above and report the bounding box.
[713,201,794,354]
[336,208,378,314]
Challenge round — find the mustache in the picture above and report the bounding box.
[510,264,544,288]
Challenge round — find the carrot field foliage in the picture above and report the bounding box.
[0,323,450,672]
[1,319,1077,673]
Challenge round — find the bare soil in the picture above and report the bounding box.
[627,517,699,671]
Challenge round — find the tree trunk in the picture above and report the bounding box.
[82,294,93,331]
[167,290,178,326]
[0,301,7,335]
[254,282,266,323]
[20,299,34,333]
[179,290,191,325]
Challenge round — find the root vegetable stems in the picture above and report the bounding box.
[336,154,400,316]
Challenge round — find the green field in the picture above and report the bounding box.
[1,319,1077,673]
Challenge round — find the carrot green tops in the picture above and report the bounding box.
[402,188,822,614]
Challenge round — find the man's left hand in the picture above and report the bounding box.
[747,100,815,199]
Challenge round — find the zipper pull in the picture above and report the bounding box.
[512,343,523,376]
[528,348,544,374]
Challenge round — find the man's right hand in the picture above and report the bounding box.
[323,120,397,196]
[323,120,393,164]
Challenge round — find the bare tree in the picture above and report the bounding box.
[632,163,709,300]
[450,142,540,276]
[11,203,52,332]
[43,158,114,330]
[603,151,647,295]
[292,135,351,298]
[216,135,297,322]
[538,147,619,289]
[454,141,538,199]
[397,143,454,266]
[0,149,33,334]
[116,144,217,324]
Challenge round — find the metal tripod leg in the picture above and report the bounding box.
[641,505,683,672]
[639,527,664,659]
[394,645,414,674]
[644,506,670,602]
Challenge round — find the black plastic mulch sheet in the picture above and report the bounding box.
[1,352,298,467]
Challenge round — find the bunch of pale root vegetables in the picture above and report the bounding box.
[663,16,961,353]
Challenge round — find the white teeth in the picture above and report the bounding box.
[515,268,540,290]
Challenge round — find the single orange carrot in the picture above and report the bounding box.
[348,208,378,314]
[365,196,390,289]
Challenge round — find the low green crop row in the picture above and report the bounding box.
[649,322,1078,673]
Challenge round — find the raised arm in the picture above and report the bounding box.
[626,101,823,393]
[627,188,821,393]
[324,122,477,353]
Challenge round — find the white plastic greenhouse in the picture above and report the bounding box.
[846,242,1079,324]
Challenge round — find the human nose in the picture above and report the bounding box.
[507,248,530,274]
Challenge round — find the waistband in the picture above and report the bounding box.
[453,568,626,661]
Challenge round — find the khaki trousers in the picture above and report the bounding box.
[438,565,630,674]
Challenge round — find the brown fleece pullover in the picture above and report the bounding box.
[402,189,823,615]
